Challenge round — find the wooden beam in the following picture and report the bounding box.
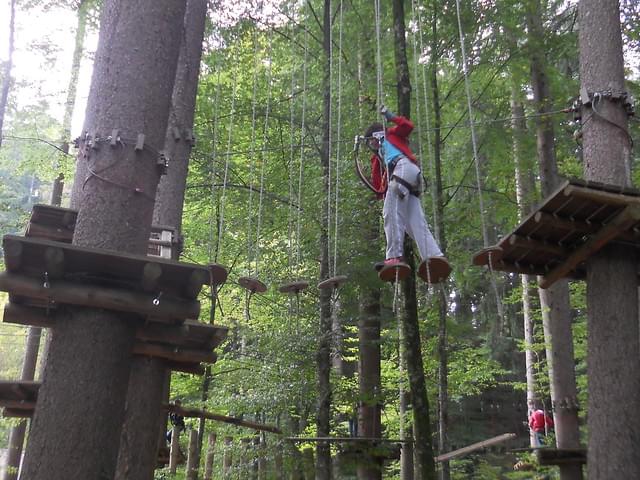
[141,262,163,292]
[285,436,410,443]
[3,303,54,328]
[133,342,217,364]
[4,238,22,272]
[3,408,33,418]
[26,223,74,242]
[540,204,640,288]
[534,211,598,234]
[564,184,640,208]
[536,447,587,466]
[435,433,516,462]
[0,399,36,410]
[44,247,65,279]
[492,260,549,276]
[167,404,282,434]
[183,269,209,299]
[0,272,200,322]
[508,234,568,257]
[165,362,205,375]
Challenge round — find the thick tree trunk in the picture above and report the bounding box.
[358,272,382,479]
[20,2,186,479]
[392,0,437,478]
[204,432,216,480]
[526,3,583,479]
[0,0,16,148]
[579,1,640,478]
[315,1,332,478]
[114,2,207,479]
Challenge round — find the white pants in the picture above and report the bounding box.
[383,157,442,261]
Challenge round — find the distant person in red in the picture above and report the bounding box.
[529,406,554,447]
[364,105,451,283]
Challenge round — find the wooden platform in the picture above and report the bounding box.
[25,204,77,243]
[472,179,640,288]
[337,440,401,461]
[536,447,587,466]
[2,304,228,373]
[0,380,38,417]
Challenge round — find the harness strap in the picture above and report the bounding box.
[390,175,421,197]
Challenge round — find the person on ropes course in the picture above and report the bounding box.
[528,405,554,447]
[364,105,451,283]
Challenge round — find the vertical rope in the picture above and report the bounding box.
[454,0,488,247]
[246,30,260,275]
[208,60,222,264]
[255,34,274,277]
[216,66,239,258]
[411,0,438,234]
[296,27,308,275]
[327,0,334,278]
[332,0,344,278]
[374,0,384,107]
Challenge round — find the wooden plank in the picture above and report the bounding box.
[25,222,74,242]
[133,342,217,364]
[564,184,640,208]
[3,408,33,418]
[3,303,54,328]
[508,234,568,257]
[167,404,282,434]
[435,433,516,462]
[536,447,587,466]
[285,437,411,443]
[2,235,227,298]
[165,362,205,375]
[0,272,200,322]
[0,399,36,410]
[540,204,640,288]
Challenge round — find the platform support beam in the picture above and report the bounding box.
[540,204,640,289]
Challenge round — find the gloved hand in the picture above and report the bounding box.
[379,105,395,121]
[392,179,408,199]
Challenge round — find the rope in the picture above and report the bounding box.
[255,34,274,277]
[216,67,239,261]
[374,0,384,108]
[327,0,334,278]
[454,0,505,325]
[411,0,439,238]
[296,27,309,274]
[246,29,260,276]
[208,60,222,263]
[332,0,344,278]
[454,0,488,247]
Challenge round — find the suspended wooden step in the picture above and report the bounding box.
[279,280,309,294]
[418,257,452,284]
[238,276,267,293]
[25,204,77,242]
[536,447,587,466]
[472,178,640,289]
[378,262,410,282]
[317,275,348,290]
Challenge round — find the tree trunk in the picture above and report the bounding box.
[358,271,382,479]
[223,436,233,477]
[20,2,186,479]
[114,2,207,479]
[392,0,437,478]
[526,2,583,478]
[315,1,332,478]
[169,425,181,474]
[510,90,539,448]
[186,429,199,480]
[204,432,216,480]
[578,1,640,478]
[0,0,16,148]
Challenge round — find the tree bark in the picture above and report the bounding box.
[20,2,186,479]
[0,0,16,148]
[392,0,437,478]
[315,1,332,478]
[114,2,207,479]
[203,432,216,480]
[186,429,199,480]
[526,2,583,479]
[579,1,640,478]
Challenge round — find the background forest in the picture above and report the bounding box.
[1,0,639,478]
